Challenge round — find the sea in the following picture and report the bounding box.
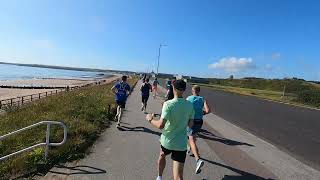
[0,64,112,81]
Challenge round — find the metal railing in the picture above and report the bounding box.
[0,121,67,161]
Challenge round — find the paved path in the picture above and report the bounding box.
[42,81,320,180]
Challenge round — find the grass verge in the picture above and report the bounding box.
[0,78,138,179]
[193,83,320,110]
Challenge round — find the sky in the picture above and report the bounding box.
[0,0,319,80]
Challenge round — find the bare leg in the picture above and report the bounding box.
[117,107,123,124]
[173,160,184,180]
[189,135,200,161]
[158,149,167,177]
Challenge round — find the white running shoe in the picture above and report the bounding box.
[195,159,204,174]
[156,176,162,180]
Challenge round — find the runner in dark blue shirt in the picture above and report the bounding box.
[111,75,131,128]
[140,78,152,113]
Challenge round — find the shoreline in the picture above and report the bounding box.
[0,75,120,101]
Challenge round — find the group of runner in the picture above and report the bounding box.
[111,75,211,180]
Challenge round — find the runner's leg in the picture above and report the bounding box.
[158,149,167,177]
[173,161,184,180]
[117,105,123,125]
[189,135,200,160]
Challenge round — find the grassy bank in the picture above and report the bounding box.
[0,78,138,179]
[194,83,320,109]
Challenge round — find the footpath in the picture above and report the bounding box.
[42,80,320,180]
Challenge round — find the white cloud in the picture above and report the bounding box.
[208,57,256,72]
[271,53,281,60]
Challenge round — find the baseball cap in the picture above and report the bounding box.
[173,79,186,91]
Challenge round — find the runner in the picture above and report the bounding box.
[165,78,176,101]
[111,75,131,128]
[146,79,194,180]
[152,77,159,98]
[186,85,211,174]
[140,78,152,113]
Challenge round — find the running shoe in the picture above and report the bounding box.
[156,176,162,180]
[195,159,204,174]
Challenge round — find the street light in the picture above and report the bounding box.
[157,44,167,75]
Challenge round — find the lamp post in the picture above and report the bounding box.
[156,44,167,75]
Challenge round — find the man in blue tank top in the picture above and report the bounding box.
[186,85,211,174]
[111,75,131,128]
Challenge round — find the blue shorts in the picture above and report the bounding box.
[187,120,203,136]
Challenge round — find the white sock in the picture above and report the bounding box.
[156,176,162,180]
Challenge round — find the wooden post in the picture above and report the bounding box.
[46,92,48,97]
[56,90,58,94]
[22,97,24,104]
[31,94,33,101]
[11,98,13,106]
[39,93,41,99]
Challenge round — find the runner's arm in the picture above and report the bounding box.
[146,114,166,129]
[111,85,117,94]
[203,99,211,115]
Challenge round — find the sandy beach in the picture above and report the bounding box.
[0,75,120,101]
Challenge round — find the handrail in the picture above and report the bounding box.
[0,121,67,161]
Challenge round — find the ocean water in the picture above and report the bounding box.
[0,64,112,81]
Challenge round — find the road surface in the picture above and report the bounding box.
[185,84,320,170]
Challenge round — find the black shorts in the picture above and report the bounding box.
[116,100,126,108]
[142,95,149,103]
[161,145,187,163]
[191,120,203,135]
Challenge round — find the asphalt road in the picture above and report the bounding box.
[184,84,320,170]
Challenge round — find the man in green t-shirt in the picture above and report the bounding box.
[146,79,194,180]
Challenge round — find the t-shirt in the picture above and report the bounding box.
[114,81,130,102]
[141,83,152,96]
[187,95,204,120]
[160,98,195,151]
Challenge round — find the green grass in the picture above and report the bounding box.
[193,83,320,109]
[0,78,138,179]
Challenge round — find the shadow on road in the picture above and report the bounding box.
[48,164,107,175]
[199,129,254,147]
[118,125,161,136]
[201,158,275,180]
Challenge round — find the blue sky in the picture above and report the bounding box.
[0,0,319,80]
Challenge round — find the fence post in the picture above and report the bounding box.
[31,95,33,101]
[39,93,41,99]
[22,97,24,104]
[0,101,2,109]
[46,92,48,97]
[56,90,58,94]
[45,123,50,160]
[11,99,13,106]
